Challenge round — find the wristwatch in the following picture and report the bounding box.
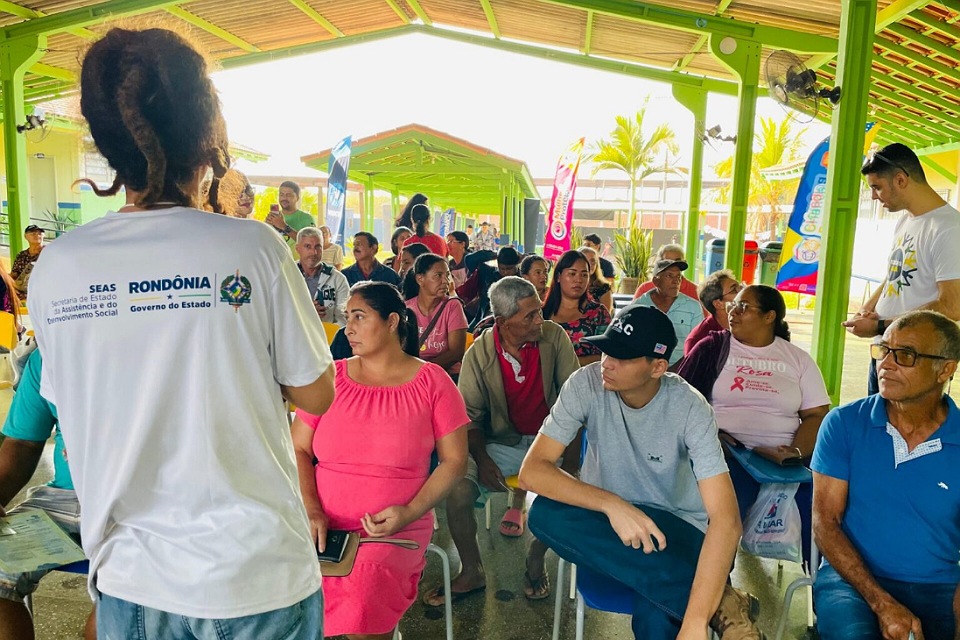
[876,318,888,335]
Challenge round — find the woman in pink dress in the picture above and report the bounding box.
[292,281,469,639]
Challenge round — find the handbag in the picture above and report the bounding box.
[320,533,420,577]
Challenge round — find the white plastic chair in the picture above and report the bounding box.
[394,543,453,640]
[773,537,820,640]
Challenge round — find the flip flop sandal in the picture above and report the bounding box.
[523,569,551,601]
[421,583,486,607]
[499,507,525,537]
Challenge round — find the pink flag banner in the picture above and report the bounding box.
[543,138,584,262]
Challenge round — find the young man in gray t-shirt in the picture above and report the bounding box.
[520,305,762,640]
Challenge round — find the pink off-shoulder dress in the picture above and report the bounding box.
[296,358,468,636]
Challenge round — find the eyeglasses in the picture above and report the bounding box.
[725,301,762,314]
[864,150,909,178]
[870,344,947,367]
[721,283,742,299]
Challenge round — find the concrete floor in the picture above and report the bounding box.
[14,309,947,640]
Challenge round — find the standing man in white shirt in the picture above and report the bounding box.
[297,227,349,326]
[843,143,960,394]
[29,27,335,639]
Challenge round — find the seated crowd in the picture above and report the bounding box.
[2,25,958,640]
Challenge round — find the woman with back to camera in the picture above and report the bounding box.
[542,250,612,366]
[676,284,830,564]
[26,26,334,639]
[293,282,468,640]
[402,203,447,258]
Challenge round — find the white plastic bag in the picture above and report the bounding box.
[741,482,802,563]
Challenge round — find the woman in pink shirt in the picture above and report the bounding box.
[404,253,468,378]
[292,282,468,639]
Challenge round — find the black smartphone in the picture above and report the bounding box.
[317,529,349,563]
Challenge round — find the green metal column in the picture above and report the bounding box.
[811,0,877,404]
[0,36,45,258]
[391,189,400,223]
[710,35,761,278]
[672,85,707,281]
[362,181,375,232]
[513,180,523,247]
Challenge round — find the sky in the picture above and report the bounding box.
[212,32,832,182]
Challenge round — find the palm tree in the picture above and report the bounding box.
[713,117,807,239]
[589,103,679,230]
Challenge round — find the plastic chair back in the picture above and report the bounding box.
[322,322,340,345]
[0,312,16,351]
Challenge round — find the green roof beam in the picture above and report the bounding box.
[874,37,960,86]
[673,34,707,71]
[582,10,593,54]
[537,0,837,53]
[868,111,941,145]
[349,165,506,175]
[287,0,343,37]
[0,0,98,39]
[479,0,501,39]
[910,10,960,35]
[405,0,432,26]
[870,53,960,104]
[28,62,76,82]
[861,66,960,119]
[885,23,960,70]
[383,0,411,23]
[805,0,928,71]
[916,140,960,155]
[3,0,183,39]
[418,25,738,95]
[868,87,960,139]
[919,155,958,184]
[166,6,259,52]
[220,24,738,96]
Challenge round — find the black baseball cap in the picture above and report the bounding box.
[496,246,520,266]
[654,259,687,275]
[24,225,43,233]
[584,305,677,361]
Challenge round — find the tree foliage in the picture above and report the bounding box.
[713,117,807,239]
[588,101,679,230]
[253,187,320,222]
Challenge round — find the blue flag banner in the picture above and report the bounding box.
[325,136,352,247]
[776,122,877,294]
[437,207,456,238]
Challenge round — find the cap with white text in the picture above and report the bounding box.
[583,304,677,361]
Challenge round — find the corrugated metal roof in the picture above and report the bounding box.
[1,0,958,151]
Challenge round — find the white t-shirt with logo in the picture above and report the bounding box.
[28,207,331,618]
[712,335,829,449]
[875,204,960,320]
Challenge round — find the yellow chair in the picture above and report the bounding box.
[322,322,340,345]
[464,331,475,351]
[0,312,17,351]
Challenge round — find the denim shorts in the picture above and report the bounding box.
[96,589,323,640]
[0,485,81,602]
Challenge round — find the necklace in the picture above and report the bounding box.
[117,201,180,212]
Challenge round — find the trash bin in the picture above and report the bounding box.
[742,240,759,285]
[759,241,783,287]
[704,238,760,283]
[706,238,726,275]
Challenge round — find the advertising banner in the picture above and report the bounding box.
[324,136,352,246]
[776,123,878,294]
[437,207,456,238]
[543,138,584,262]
